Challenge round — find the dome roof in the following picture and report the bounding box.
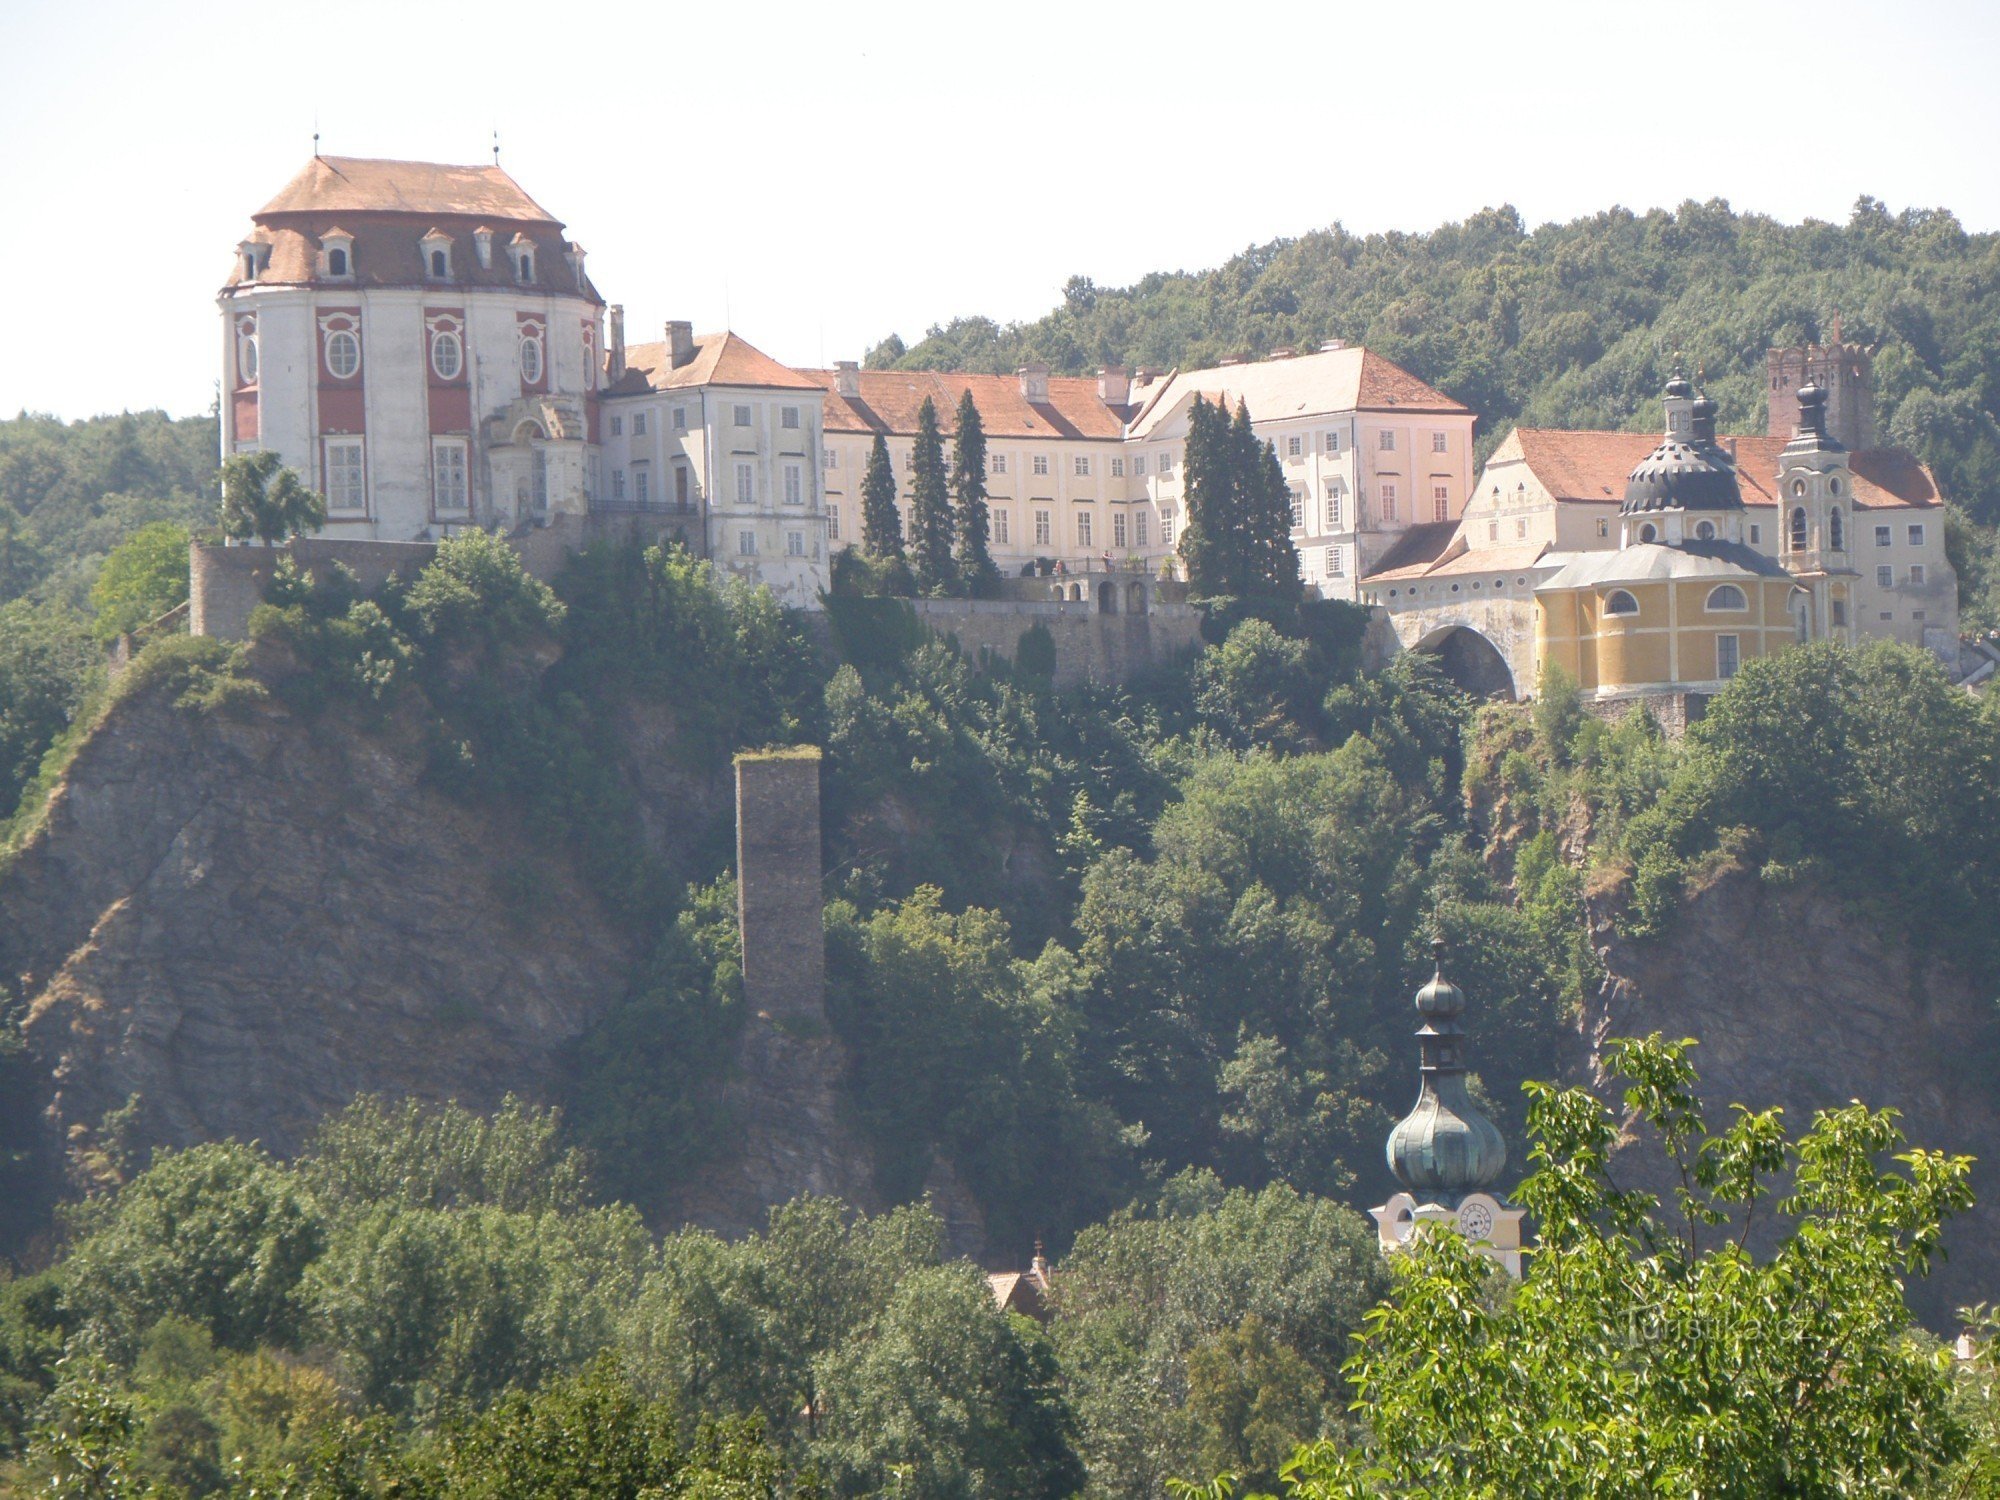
[1386,1080,1507,1195]
[1622,384,1742,514]
[1383,944,1508,1200]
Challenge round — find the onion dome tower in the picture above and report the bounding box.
[1370,941,1526,1275]
[1619,376,1746,546]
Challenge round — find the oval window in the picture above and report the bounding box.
[1605,589,1640,617]
[1638,523,1658,543]
[432,330,463,381]
[1695,520,1716,541]
[239,335,259,383]
[520,335,544,384]
[1706,584,1747,611]
[325,329,360,379]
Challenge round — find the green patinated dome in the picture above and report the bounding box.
[1384,943,1507,1201]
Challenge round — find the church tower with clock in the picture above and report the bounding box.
[1369,941,1527,1276]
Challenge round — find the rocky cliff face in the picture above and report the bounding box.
[1,675,642,1204]
[1578,865,2000,1325]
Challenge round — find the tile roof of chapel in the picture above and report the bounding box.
[1506,428,1939,510]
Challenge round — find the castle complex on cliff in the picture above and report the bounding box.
[218,153,1960,703]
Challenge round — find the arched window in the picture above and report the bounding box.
[517,250,535,282]
[324,329,360,379]
[1604,589,1640,617]
[430,249,448,277]
[1789,506,1808,551]
[1638,522,1658,543]
[327,247,348,277]
[1828,508,1845,551]
[431,330,463,381]
[1695,520,1716,541]
[1706,584,1747,612]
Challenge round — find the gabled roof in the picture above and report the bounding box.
[1506,429,1940,511]
[1126,346,1470,439]
[611,332,820,394]
[256,156,559,224]
[798,368,1126,441]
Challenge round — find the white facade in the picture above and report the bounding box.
[219,157,604,544]
[598,374,829,611]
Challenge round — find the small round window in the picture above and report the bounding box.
[1695,520,1716,541]
[1638,522,1658,543]
[432,330,463,381]
[1605,589,1640,617]
[325,330,360,379]
[520,335,543,384]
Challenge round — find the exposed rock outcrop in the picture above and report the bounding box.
[1578,866,2000,1324]
[3,681,641,1196]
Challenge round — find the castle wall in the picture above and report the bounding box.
[189,539,441,640]
[909,595,1203,689]
[734,750,826,1021]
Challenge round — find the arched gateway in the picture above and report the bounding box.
[1415,624,1516,700]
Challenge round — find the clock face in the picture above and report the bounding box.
[1459,1201,1495,1240]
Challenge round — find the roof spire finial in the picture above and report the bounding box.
[492,128,500,167]
[312,108,320,160]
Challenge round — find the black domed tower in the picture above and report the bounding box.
[1619,377,1745,548]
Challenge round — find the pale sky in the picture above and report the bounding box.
[2,0,1995,422]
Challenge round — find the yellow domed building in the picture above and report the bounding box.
[1534,378,1845,702]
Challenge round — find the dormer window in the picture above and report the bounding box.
[422,229,454,280]
[320,229,355,280]
[238,240,267,280]
[473,227,495,269]
[517,250,534,282]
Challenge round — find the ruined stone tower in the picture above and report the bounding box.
[734,748,826,1019]
[1766,323,1878,452]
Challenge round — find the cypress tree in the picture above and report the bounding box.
[861,432,903,560]
[1178,396,1234,598]
[1233,399,1303,602]
[951,389,1000,597]
[908,397,955,595]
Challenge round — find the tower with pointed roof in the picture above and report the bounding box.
[1369,941,1526,1277]
[1774,381,1860,645]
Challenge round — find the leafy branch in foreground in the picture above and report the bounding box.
[1276,1035,1975,1499]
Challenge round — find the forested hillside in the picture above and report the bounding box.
[876,197,2000,520]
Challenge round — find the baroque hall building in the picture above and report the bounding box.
[221,156,606,541]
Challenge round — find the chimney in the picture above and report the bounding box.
[607,305,626,380]
[1096,365,1129,405]
[1018,362,1050,404]
[1319,339,1347,352]
[666,320,696,370]
[834,360,861,399]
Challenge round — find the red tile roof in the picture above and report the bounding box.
[610,332,821,393]
[256,156,559,225]
[1510,429,1939,510]
[797,368,1126,441]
